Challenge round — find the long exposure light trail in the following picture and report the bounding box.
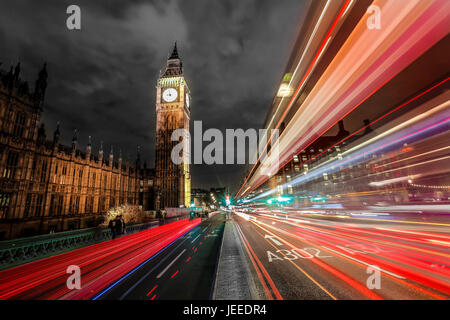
[233,210,450,300]
[236,0,352,197]
[245,77,449,196]
[262,0,333,135]
[0,218,201,300]
[248,216,384,300]
[238,0,450,197]
[249,99,449,202]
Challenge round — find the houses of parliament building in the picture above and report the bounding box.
[0,62,157,240]
[0,44,191,240]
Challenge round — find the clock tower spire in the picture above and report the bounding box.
[155,43,191,210]
[161,42,183,77]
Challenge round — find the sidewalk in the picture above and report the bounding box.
[212,216,265,300]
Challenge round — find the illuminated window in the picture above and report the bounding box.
[3,152,19,179]
[0,193,11,219]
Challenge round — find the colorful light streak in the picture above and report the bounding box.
[0,218,201,300]
[249,102,449,202]
[235,211,450,299]
[238,0,450,197]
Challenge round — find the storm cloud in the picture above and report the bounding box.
[0,0,307,191]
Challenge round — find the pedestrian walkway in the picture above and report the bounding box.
[213,216,265,300]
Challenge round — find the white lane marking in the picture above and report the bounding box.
[265,234,283,246]
[321,246,405,279]
[191,234,201,243]
[156,249,186,279]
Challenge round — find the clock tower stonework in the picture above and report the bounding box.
[155,43,191,209]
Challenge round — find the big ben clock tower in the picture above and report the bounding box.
[155,43,191,209]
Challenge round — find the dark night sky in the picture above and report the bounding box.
[0,0,307,192]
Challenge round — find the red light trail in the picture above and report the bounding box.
[0,218,201,300]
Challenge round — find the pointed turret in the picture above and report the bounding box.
[72,129,78,152]
[135,145,142,171]
[6,66,14,90]
[86,136,92,160]
[162,42,183,77]
[109,145,114,167]
[169,42,179,60]
[99,141,104,163]
[118,149,123,170]
[13,62,21,84]
[53,122,60,147]
[37,123,46,145]
[34,63,48,105]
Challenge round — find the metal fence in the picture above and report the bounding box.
[0,215,188,269]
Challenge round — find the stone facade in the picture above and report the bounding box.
[0,62,154,240]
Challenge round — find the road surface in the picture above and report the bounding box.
[0,215,225,300]
[233,209,450,300]
[96,211,225,300]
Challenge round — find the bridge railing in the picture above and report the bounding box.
[0,215,189,269]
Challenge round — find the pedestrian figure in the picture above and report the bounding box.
[120,215,126,234]
[115,215,123,236]
[109,218,117,239]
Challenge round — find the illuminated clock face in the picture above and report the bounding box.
[185,94,190,107]
[162,88,178,102]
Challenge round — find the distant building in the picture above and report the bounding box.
[0,62,154,240]
[191,188,208,209]
[191,187,225,209]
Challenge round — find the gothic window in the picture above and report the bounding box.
[24,194,33,218]
[0,193,11,219]
[69,196,73,214]
[30,158,37,181]
[103,174,106,190]
[40,161,47,183]
[49,195,55,215]
[12,112,26,138]
[3,152,19,179]
[85,197,90,213]
[86,196,93,213]
[99,196,105,212]
[35,194,43,217]
[79,169,83,186]
[75,196,80,214]
[172,115,177,129]
[58,196,64,215]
